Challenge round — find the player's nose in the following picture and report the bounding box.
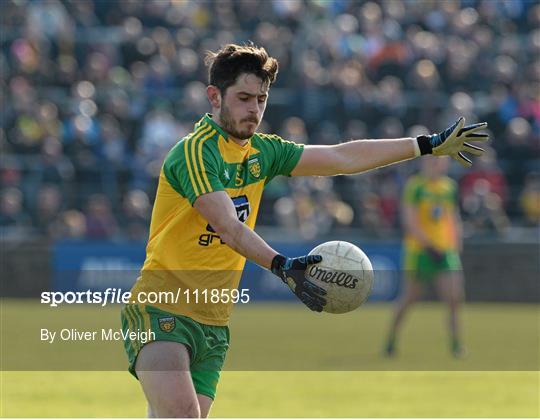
[247,98,261,114]
[247,103,259,115]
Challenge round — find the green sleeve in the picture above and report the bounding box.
[403,177,422,205]
[259,134,304,183]
[163,139,224,205]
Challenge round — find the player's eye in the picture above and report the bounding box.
[258,97,266,103]
[239,97,249,102]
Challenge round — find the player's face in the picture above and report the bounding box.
[218,73,268,140]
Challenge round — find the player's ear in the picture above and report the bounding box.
[207,85,221,109]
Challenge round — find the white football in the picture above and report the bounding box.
[306,241,374,314]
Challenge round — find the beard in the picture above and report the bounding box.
[219,103,258,140]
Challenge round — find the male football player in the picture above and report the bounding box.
[121,43,488,417]
[385,155,466,358]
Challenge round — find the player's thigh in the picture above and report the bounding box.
[198,394,213,418]
[136,341,200,418]
[435,271,464,304]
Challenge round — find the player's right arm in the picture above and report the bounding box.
[193,191,278,270]
[194,192,327,311]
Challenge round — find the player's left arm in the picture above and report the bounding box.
[291,117,489,177]
[291,137,417,176]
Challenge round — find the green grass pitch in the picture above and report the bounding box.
[1,300,538,417]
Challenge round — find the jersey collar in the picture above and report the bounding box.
[195,113,228,140]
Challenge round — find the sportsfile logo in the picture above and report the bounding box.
[308,266,359,289]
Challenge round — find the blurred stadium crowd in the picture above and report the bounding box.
[1,0,539,241]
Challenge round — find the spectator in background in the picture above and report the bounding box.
[357,191,391,237]
[130,108,186,195]
[144,54,175,96]
[497,117,536,211]
[461,178,510,235]
[520,172,540,226]
[460,146,508,205]
[0,187,31,228]
[83,194,118,239]
[32,184,63,237]
[139,108,182,157]
[98,114,129,201]
[52,209,87,239]
[378,176,400,229]
[1,0,539,239]
[1,157,23,189]
[120,189,151,241]
[274,178,353,239]
[26,0,73,40]
[38,137,74,188]
[280,117,309,144]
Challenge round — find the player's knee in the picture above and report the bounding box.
[158,399,201,418]
[180,400,201,418]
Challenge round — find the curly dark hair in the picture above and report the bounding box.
[204,43,278,95]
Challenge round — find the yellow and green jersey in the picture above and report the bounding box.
[402,175,459,253]
[130,114,303,326]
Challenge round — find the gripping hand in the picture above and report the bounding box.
[271,254,327,312]
[416,117,489,167]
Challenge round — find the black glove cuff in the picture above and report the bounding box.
[416,135,433,155]
[271,254,287,276]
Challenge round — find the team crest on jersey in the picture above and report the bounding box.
[158,317,175,333]
[248,157,261,179]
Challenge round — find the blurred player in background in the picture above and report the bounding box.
[121,43,487,417]
[385,156,466,358]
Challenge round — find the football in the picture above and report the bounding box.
[306,241,374,314]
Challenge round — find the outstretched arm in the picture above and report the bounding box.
[291,117,489,177]
[291,137,418,176]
